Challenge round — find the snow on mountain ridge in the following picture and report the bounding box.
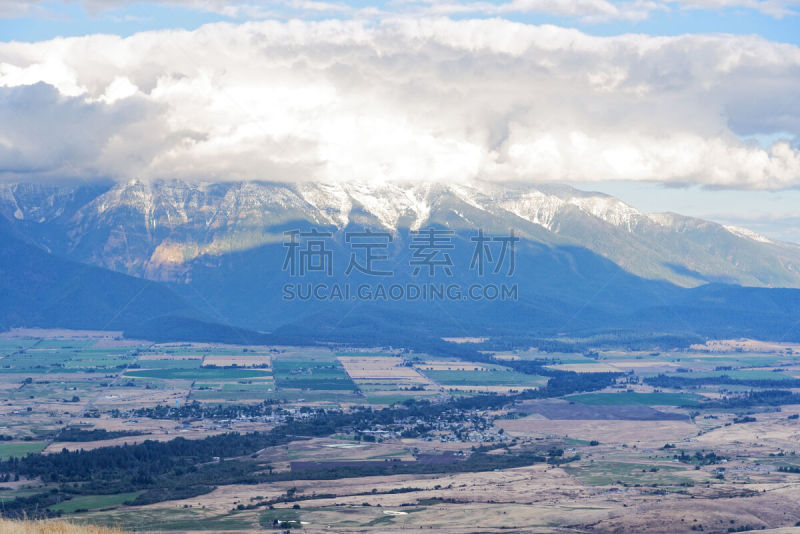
[724,225,773,244]
[72,179,657,234]
[296,182,352,227]
[4,179,800,289]
[0,184,25,221]
[565,195,643,231]
[496,189,565,231]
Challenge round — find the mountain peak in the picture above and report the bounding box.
[2,179,799,289]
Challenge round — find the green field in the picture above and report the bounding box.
[34,340,95,349]
[566,392,702,406]
[126,368,272,380]
[663,369,797,381]
[0,339,39,356]
[335,352,395,357]
[91,508,255,531]
[674,353,793,367]
[259,507,300,527]
[0,342,139,373]
[0,441,47,460]
[275,378,355,390]
[269,389,362,403]
[49,492,142,514]
[272,355,356,391]
[190,381,276,401]
[135,359,203,369]
[563,461,695,486]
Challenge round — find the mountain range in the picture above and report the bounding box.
[3,179,799,288]
[2,179,800,347]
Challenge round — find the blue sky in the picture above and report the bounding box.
[0,1,799,241]
[0,3,223,42]
[2,1,799,44]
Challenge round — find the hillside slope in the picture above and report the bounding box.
[0,222,200,331]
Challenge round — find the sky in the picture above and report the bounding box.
[0,0,799,240]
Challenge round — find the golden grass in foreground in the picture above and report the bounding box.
[0,518,126,534]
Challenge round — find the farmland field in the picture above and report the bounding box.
[125,368,272,380]
[49,492,142,514]
[0,441,47,460]
[273,354,357,391]
[2,331,800,533]
[566,392,703,406]
[338,355,437,401]
[562,461,697,487]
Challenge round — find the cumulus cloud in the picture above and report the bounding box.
[411,0,800,19]
[408,0,666,22]
[1,0,798,20]
[0,18,799,188]
[0,0,355,20]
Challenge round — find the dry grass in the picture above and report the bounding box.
[496,417,697,444]
[338,356,423,379]
[0,518,126,534]
[689,338,800,353]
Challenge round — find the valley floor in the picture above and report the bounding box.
[2,331,800,533]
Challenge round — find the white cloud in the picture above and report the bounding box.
[408,0,800,19]
[0,0,42,18]
[0,82,163,178]
[0,0,354,20]
[412,0,665,22]
[0,18,799,188]
[670,0,800,19]
[1,0,798,20]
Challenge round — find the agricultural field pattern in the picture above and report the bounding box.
[1,331,800,532]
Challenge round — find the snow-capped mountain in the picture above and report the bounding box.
[1,179,799,288]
